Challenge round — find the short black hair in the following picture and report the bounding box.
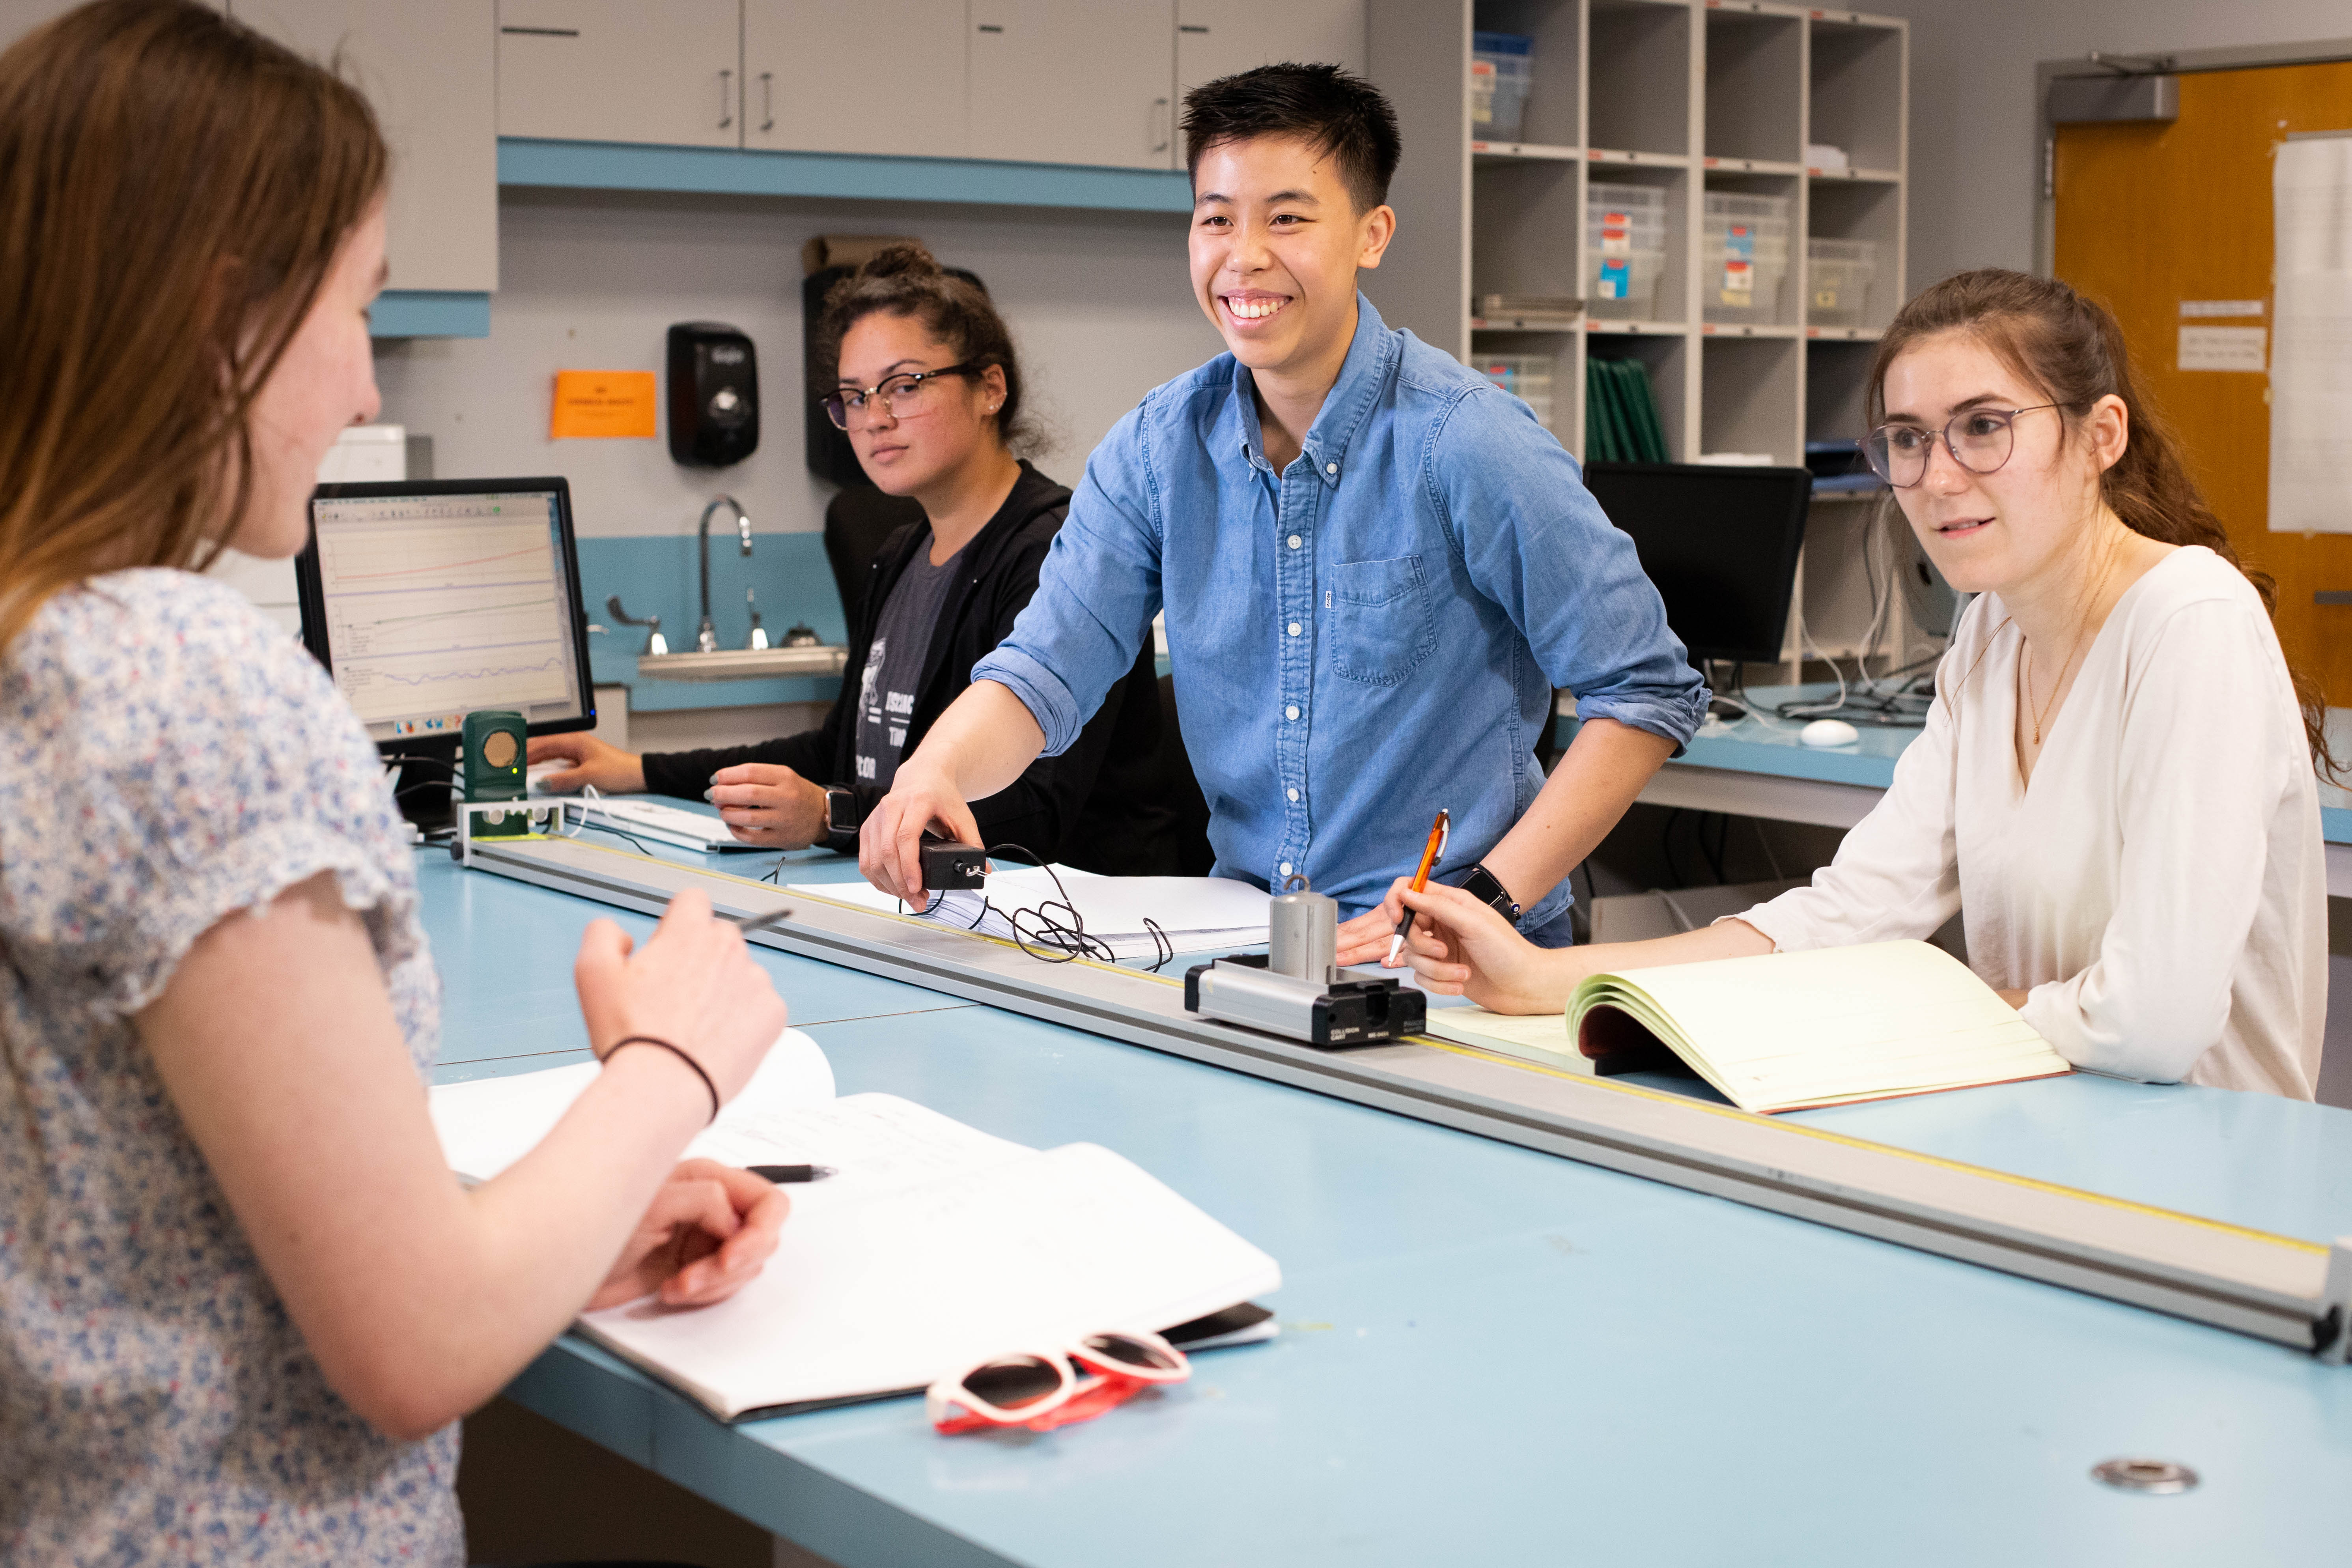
[1181,63,1401,214]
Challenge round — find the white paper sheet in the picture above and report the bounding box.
[2269,136,2352,533]
[575,1141,1282,1419]
[791,867,1271,961]
[430,1027,836,1182]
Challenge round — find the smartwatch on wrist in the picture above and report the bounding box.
[821,786,861,855]
[1456,862,1521,922]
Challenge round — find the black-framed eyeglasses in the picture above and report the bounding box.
[820,362,984,430]
[1863,404,2064,488]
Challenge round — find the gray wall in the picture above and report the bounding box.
[375,188,1221,542]
[1874,0,2352,289]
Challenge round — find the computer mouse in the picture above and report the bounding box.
[1800,719,1861,748]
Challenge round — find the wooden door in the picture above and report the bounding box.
[497,0,742,150]
[967,0,1176,170]
[2054,62,2352,702]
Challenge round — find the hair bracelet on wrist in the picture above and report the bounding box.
[602,1036,720,1124]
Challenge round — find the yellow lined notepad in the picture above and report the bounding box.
[1430,941,2070,1114]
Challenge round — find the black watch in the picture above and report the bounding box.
[822,786,861,855]
[1456,863,1521,922]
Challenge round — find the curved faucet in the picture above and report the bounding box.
[696,494,752,653]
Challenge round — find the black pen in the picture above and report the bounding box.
[730,906,793,935]
[749,1163,836,1183]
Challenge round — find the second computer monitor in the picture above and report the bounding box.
[295,478,598,747]
[1580,462,1813,667]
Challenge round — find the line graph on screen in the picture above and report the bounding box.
[317,511,574,724]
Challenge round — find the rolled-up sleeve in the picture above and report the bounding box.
[971,409,1164,757]
[1428,389,1707,749]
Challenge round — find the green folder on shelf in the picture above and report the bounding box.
[1583,357,1671,463]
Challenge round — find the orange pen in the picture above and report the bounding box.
[1386,808,1450,966]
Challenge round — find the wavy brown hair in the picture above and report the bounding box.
[1870,268,2335,774]
[0,0,386,653]
[812,242,1040,455]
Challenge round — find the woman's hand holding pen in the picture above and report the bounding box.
[588,1159,791,1310]
[1394,882,1585,1015]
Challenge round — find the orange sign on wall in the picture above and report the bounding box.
[550,370,657,439]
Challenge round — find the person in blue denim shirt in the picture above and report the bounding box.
[861,63,1707,959]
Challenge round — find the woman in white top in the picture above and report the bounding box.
[1,4,790,1557]
[1391,268,2328,1098]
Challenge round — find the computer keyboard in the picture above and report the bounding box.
[563,796,763,853]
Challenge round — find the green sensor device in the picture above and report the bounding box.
[462,709,530,838]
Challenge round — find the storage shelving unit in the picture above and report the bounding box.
[1369,0,1910,664]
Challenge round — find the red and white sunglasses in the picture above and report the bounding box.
[926,1330,1190,1435]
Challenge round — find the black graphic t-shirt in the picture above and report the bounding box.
[851,535,965,790]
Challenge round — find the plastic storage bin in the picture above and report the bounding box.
[1471,32,1533,143]
[1479,355,1554,430]
[1703,191,1791,325]
[1806,238,1879,328]
[1587,182,1667,319]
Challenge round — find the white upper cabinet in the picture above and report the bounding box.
[498,0,743,149]
[744,0,967,157]
[1175,0,1365,103]
[226,1,498,293]
[968,0,1177,170]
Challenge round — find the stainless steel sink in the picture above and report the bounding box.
[636,645,847,683]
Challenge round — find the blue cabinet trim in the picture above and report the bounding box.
[370,291,491,339]
[578,532,848,715]
[498,137,1194,214]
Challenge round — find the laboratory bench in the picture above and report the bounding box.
[425,825,2352,1567]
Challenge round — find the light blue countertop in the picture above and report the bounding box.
[1664,684,2352,845]
[427,817,2352,1567]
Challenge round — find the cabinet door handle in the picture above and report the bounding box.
[1150,95,1170,153]
[718,68,734,130]
[759,71,775,133]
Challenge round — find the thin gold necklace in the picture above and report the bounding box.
[2020,631,2086,747]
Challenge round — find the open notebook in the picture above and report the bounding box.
[792,866,1272,962]
[430,1038,1279,1421]
[1425,941,2070,1115]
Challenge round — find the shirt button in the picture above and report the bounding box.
[1285,704,1299,721]
[1287,622,1301,637]
[1287,534,1302,550]
[1325,462,1338,474]
[1279,861,1294,877]
[1287,787,1299,802]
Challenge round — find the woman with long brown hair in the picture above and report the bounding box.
[1391,268,2328,1099]
[1,4,793,1557]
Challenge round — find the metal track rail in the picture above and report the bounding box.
[467,836,2352,1359]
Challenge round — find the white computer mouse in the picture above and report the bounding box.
[1799,718,1861,748]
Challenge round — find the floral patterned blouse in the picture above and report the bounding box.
[0,571,461,1563]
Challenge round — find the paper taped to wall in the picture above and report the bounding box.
[2179,325,2267,372]
[2270,136,2352,533]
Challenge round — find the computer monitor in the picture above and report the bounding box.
[1579,462,1813,667]
[295,478,597,823]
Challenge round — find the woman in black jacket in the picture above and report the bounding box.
[530,244,1192,874]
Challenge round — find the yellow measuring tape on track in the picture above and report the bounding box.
[459,833,2352,1360]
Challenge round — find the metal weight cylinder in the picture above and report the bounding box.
[1267,882,1338,982]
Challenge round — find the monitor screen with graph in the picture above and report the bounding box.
[295,478,597,748]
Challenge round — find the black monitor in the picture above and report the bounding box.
[295,478,597,826]
[1579,462,1812,666]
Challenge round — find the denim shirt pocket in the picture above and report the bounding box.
[1327,555,1438,687]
